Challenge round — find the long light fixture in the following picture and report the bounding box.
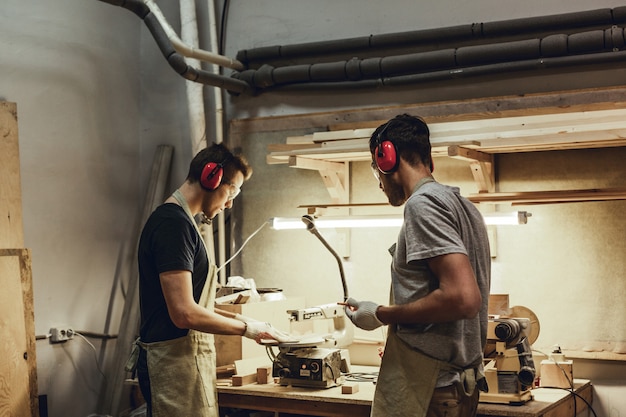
[270,211,531,230]
[270,215,403,230]
[483,211,532,225]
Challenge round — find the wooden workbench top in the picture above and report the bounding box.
[218,365,592,417]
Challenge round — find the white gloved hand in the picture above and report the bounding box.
[243,322,293,343]
[344,297,384,330]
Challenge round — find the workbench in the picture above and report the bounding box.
[218,372,592,417]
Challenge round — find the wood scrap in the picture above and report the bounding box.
[256,366,272,385]
[231,372,257,386]
[341,383,360,394]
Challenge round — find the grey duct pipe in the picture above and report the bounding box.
[97,0,253,95]
[267,49,626,93]
[99,2,626,95]
[231,27,626,92]
[236,7,626,65]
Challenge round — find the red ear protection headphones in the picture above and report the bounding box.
[374,123,399,174]
[374,121,434,174]
[200,154,232,190]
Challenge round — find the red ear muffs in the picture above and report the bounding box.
[375,140,399,174]
[200,162,223,190]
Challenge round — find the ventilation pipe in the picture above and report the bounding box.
[236,7,626,65]
[97,0,252,94]
[205,0,230,285]
[231,27,626,92]
[98,2,626,95]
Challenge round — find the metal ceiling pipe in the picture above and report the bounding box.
[231,27,626,92]
[97,0,253,94]
[268,49,626,93]
[236,7,626,65]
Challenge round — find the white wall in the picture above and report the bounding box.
[2,0,626,416]
[0,1,142,416]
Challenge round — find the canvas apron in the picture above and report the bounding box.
[128,190,218,417]
[371,179,439,417]
[372,217,479,417]
[371,324,440,417]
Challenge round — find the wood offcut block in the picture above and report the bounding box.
[231,372,257,387]
[341,382,359,394]
[256,366,272,384]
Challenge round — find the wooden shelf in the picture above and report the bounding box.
[265,96,626,204]
[268,107,626,165]
[468,187,626,205]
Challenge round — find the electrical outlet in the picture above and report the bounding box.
[49,327,74,343]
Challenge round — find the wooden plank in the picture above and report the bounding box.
[235,356,273,376]
[469,187,626,205]
[230,86,626,139]
[0,102,24,249]
[99,145,174,416]
[0,249,38,417]
[267,140,481,165]
[267,143,319,152]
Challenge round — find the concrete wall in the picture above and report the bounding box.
[2,0,626,416]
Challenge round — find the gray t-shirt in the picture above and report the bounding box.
[390,180,491,384]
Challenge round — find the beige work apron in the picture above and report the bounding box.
[373,223,481,417]
[371,325,441,417]
[143,190,218,417]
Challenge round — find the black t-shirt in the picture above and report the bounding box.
[137,203,209,342]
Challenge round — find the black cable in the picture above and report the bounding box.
[343,371,379,384]
[539,386,597,417]
[219,0,230,56]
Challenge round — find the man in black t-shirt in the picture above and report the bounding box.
[134,143,289,417]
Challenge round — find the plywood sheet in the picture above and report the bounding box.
[0,102,24,248]
[0,249,37,417]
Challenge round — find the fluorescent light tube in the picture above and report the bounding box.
[270,215,403,230]
[269,211,530,230]
[483,211,531,225]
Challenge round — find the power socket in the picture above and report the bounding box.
[49,327,74,343]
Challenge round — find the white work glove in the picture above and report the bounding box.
[243,321,293,343]
[344,297,384,330]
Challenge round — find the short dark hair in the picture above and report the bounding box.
[369,114,431,169]
[186,142,252,185]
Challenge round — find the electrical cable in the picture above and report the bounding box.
[74,331,107,380]
[219,0,230,56]
[217,220,269,272]
[343,371,379,384]
[538,386,597,417]
[532,349,598,417]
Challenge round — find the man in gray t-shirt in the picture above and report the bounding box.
[344,114,491,417]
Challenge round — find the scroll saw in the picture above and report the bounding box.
[480,305,540,405]
[266,215,353,388]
